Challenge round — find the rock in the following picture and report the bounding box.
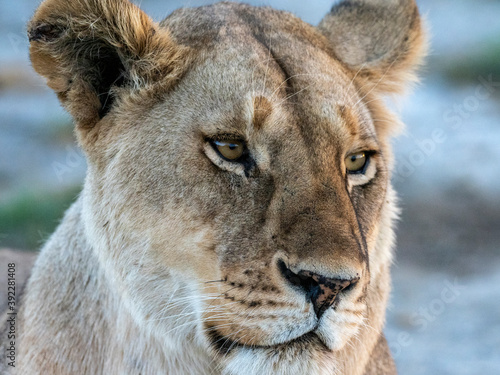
[0,249,38,312]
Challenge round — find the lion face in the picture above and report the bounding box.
[83,10,388,370]
[29,0,425,373]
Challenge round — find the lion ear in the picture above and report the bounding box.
[28,0,188,129]
[318,0,427,94]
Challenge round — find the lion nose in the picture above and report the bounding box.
[278,260,359,318]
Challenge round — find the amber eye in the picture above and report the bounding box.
[212,139,245,161]
[345,152,368,174]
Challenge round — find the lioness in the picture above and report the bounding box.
[3,0,425,373]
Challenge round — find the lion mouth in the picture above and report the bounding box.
[206,326,327,356]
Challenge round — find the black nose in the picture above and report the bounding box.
[278,260,359,318]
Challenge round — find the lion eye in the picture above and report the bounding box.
[345,152,368,174]
[212,139,245,161]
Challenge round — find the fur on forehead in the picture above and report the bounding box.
[28,0,425,150]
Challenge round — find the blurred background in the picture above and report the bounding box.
[1,0,499,373]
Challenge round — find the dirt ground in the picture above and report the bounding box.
[386,188,500,374]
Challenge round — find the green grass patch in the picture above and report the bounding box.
[442,38,500,85]
[44,118,75,144]
[0,186,82,251]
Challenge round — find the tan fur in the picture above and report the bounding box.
[2,0,425,374]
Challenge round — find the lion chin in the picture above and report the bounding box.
[204,303,363,351]
[222,336,338,375]
[217,314,364,375]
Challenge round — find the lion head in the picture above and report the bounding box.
[28,0,425,373]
